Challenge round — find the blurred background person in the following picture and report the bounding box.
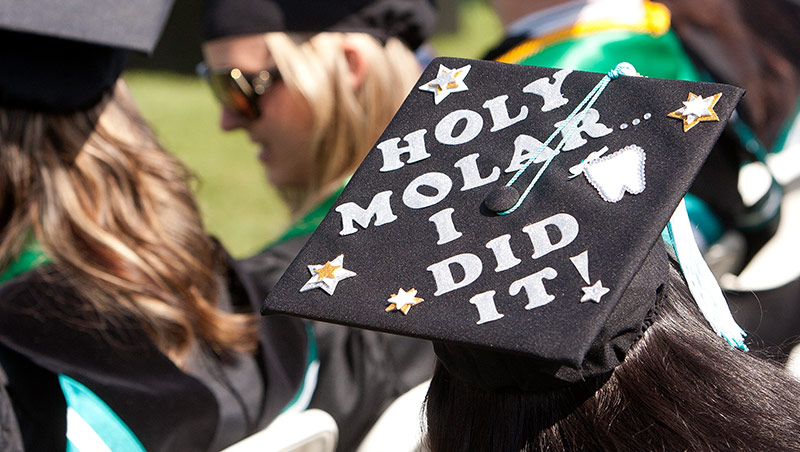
[200,0,438,449]
[485,0,800,280]
[0,1,309,450]
[482,0,800,364]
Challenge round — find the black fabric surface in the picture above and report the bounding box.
[482,33,529,62]
[0,362,23,452]
[0,345,69,452]
[223,243,309,435]
[310,322,433,452]
[239,236,312,299]
[0,250,307,451]
[435,243,669,392]
[0,30,128,112]
[726,276,800,360]
[688,128,750,228]
[202,0,436,50]
[0,346,59,452]
[0,0,173,112]
[264,58,743,388]
[242,236,435,452]
[0,265,217,451]
[0,0,173,53]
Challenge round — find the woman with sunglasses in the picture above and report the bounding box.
[201,0,438,450]
[0,5,309,451]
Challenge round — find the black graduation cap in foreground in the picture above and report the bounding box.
[263,57,744,390]
[0,0,174,52]
[0,0,174,111]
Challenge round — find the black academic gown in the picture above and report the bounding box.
[0,253,308,452]
[240,235,436,452]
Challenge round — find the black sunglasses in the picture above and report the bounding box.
[197,62,281,119]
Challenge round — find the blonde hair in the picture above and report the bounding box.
[264,32,421,213]
[0,80,257,366]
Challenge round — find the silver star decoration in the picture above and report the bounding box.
[299,254,356,296]
[667,92,721,131]
[682,96,714,118]
[580,280,610,303]
[418,64,472,105]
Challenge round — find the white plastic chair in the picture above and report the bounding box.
[221,409,338,452]
[355,380,430,452]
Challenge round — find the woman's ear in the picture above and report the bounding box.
[342,39,368,91]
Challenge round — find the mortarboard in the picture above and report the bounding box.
[263,57,746,391]
[202,0,436,51]
[0,0,175,112]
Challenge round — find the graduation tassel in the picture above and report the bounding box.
[666,198,748,351]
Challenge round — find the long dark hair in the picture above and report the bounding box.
[423,264,800,451]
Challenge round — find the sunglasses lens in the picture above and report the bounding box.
[208,73,259,119]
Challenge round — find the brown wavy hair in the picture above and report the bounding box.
[0,80,257,366]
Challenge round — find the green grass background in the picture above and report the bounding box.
[126,0,501,257]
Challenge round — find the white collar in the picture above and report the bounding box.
[506,0,648,39]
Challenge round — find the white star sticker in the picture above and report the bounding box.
[418,64,471,105]
[667,92,722,131]
[299,254,356,296]
[385,288,424,315]
[580,280,610,303]
[682,95,715,119]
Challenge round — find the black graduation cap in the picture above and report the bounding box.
[263,57,744,390]
[202,0,436,50]
[0,0,174,111]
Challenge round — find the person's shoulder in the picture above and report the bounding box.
[0,265,154,362]
[0,265,77,319]
[242,235,310,273]
[237,234,311,298]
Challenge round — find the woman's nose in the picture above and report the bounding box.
[220,107,248,131]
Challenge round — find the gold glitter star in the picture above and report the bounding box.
[667,92,722,132]
[314,261,341,280]
[385,288,424,315]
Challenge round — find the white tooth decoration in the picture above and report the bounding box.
[580,144,646,203]
[418,64,472,105]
